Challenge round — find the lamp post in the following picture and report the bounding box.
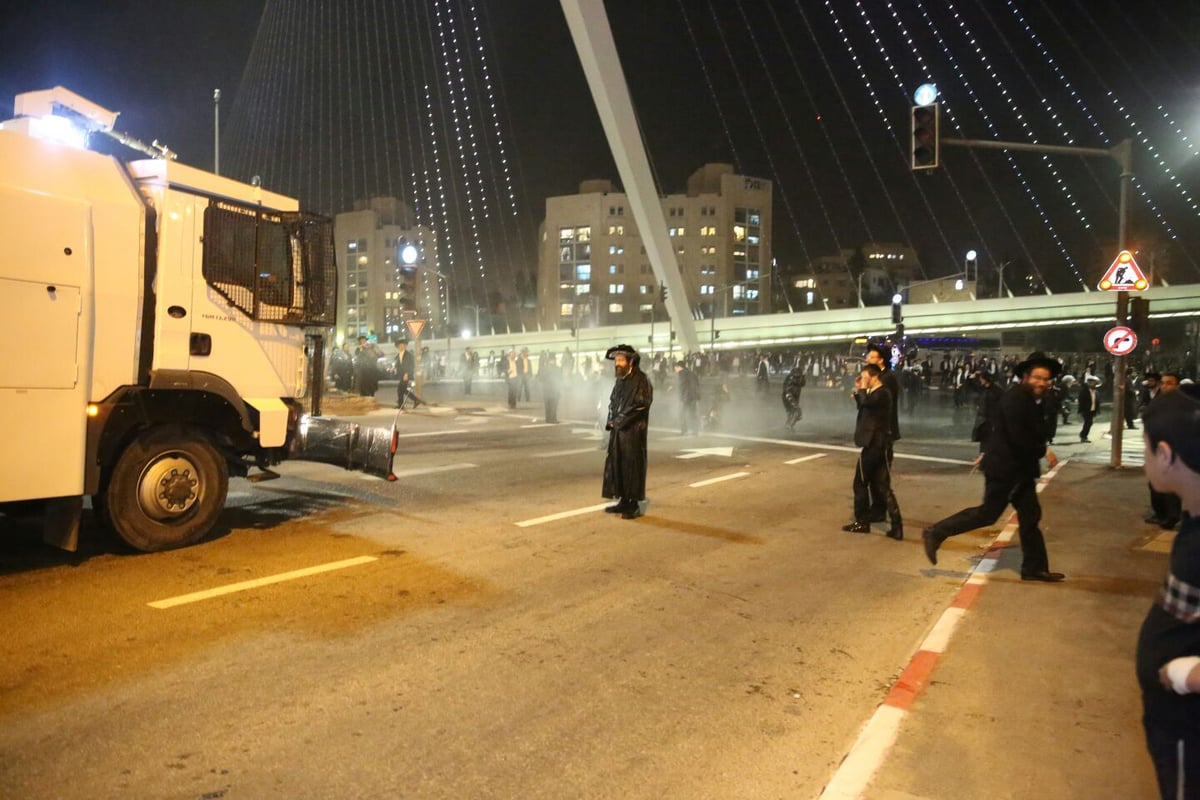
[965,249,978,284]
[213,88,220,175]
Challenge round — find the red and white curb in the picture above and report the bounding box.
[818,460,1067,799]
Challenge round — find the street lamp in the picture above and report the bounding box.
[965,249,978,284]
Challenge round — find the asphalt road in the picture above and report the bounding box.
[0,376,1122,799]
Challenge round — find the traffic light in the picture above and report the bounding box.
[397,266,416,312]
[911,104,940,170]
[1129,296,1150,337]
[660,285,668,303]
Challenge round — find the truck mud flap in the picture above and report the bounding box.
[288,414,399,481]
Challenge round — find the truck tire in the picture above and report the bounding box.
[103,425,229,552]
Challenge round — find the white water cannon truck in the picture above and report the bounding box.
[0,87,397,552]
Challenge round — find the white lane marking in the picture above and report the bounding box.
[390,463,478,479]
[394,429,469,439]
[921,606,966,654]
[688,471,751,488]
[708,431,973,465]
[148,556,378,609]
[785,453,828,465]
[533,447,601,458]
[515,502,611,528]
[520,423,559,429]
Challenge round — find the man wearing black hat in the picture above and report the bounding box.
[1136,385,1200,798]
[922,352,1065,582]
[602,344,654,519]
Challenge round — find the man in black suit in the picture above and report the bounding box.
[865,344,902,531]
[922,352,1064,582]
[843,364,902,540]
[1078,374,1102,443]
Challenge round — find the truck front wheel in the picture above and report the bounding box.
[103,426,229,552]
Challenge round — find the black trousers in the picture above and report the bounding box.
[1151,484,1183,525]
[1144,722,1200,799]
[853,444,898,523]
[926,473,1050,574]
[680,401,698,434]
[1080,410,1095,440]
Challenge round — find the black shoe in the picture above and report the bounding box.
[922,528,940,565]
[842,522,870,533]
[1021,570,1066,582]
[605,503,626,514]
[1080,438,1092,444]
[866,511,887,523]
[1160,518,1180,530]
[886,524,903,541]
[620,506,642,520]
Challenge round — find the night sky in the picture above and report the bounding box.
[3,1,1199,308]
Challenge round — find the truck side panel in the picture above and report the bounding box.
[0,129,143,503]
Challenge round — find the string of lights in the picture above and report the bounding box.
[732,0,844,259]
[821,0,954,276]
[702,0,812,267]
[764,0,875,246]
[860,0,1000,282]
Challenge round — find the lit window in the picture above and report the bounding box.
[609,284,625,294]
[576,226,591,242]
[560,303,574,316]
[640,285,650,294]
[576,284,590,295]
[700,285,714,295]
[733,225,746,242]
[639,303,653,312]
[608,303,623,313]
[348,241,357,250]
[576,264,591,280]
[806,291,814,304]
[732,285,744,299]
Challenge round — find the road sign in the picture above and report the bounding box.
[1103,325,1138,356]
[1098,250,1148,291]
[405,319,426,340]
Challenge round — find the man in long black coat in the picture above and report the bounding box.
[922,351,1065,582]
[602,344,653,520]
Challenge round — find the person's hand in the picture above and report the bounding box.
[1046,448,1058,469]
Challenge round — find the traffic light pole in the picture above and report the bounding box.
[941,136,1134,467]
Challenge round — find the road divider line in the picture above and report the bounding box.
[520,422,559,429]
[688,472,750,488]
[147,556,378,609]
[533,447,600,458]
[785,453,828,465]
[515,502,611,528]
[394,429,469,439]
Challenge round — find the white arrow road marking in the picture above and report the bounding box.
[676,446,735,460]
